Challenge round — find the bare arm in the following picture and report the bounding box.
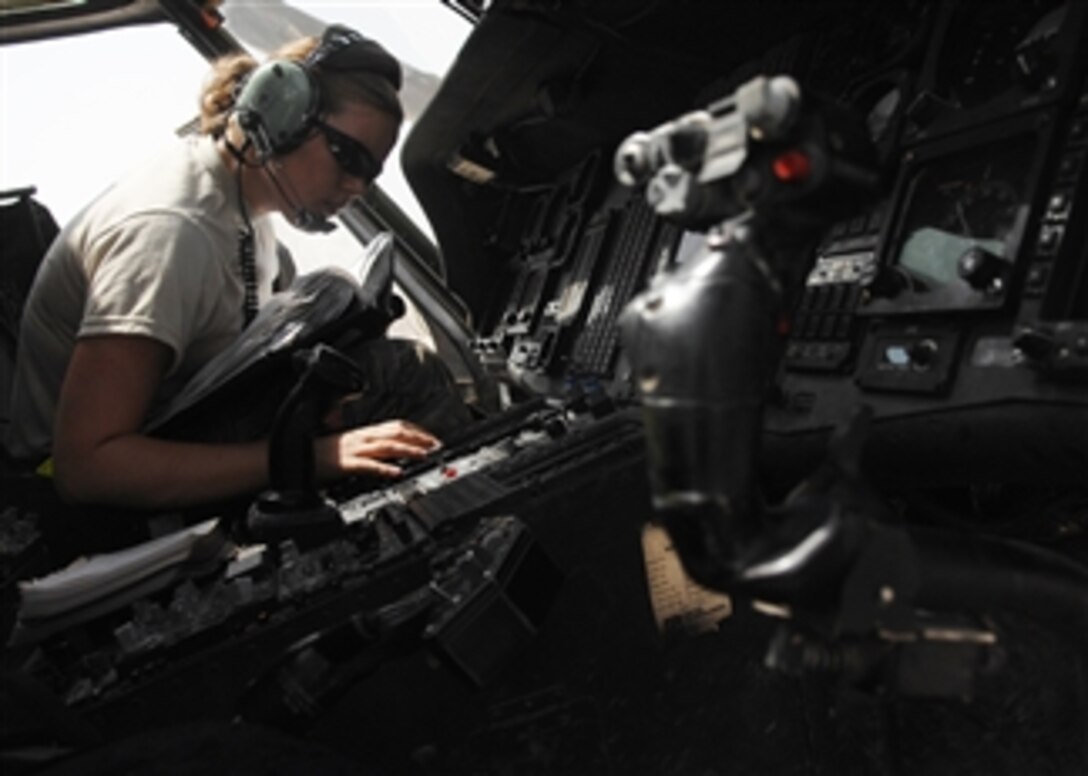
[53,335,268,508]
[53,336,439,510]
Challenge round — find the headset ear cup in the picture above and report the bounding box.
[234,60,320,158]
[235,108,272,158]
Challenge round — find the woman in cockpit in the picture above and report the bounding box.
[7,25,467,558]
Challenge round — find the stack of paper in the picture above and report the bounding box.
[17,519,227,622]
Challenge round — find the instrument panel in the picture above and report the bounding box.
[6,3,1087,770]
[450,0,1087,487]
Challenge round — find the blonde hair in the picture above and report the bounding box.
[198,36,403,138]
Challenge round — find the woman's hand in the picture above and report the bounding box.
[314,419,440,480]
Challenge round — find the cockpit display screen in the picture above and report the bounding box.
[893,132,1035,298]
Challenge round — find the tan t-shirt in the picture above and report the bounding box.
[6,135,280,462]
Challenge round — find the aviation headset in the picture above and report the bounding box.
[232,24,402,163]
[228,25,402,316]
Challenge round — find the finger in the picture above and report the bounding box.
[354,422,440,449]
[392,428,441,450]
[350,440,435,461]
[314,434,408,480]
[341,458,403,478]
[384,421,435,444]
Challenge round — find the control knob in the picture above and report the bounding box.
[957,246,1006,293]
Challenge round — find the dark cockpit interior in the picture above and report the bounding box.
[2,1,1086,774]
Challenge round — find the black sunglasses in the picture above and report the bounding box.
[314,119,383,183]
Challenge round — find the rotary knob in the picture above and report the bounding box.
[957,246,1006,292]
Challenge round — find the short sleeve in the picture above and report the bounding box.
[79,211,222,371]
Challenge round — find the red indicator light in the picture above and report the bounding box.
[442,466,458,479]
[772,149,811,182]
